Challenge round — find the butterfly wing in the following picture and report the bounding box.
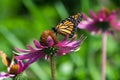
[53,13,83,38]
[55,20,75,37]
[0,51,11,66]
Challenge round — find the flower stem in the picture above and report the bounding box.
[102,32,107,80]
[50,55,56,80]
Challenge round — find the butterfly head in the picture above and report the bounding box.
[52,27,58,35]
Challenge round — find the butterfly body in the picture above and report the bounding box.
[52,13,83,38]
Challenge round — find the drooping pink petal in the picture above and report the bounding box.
[78,20,99,33]
[107,11,117,21]
[69,35,85,45]
[17,60,24,74]
[33,40,44,48]
[79,12,100,33]
[62,35,69,42]
[15,51,40,60]
[67,35,76,44]
[21,53,45,72]
[98,9,106,21]
[0,72,7,77]
[57,45,80,56]
[66,40,80,47]
[45,55,50,60]
[78,21,90,29]
[57,47,71,56]
[110,21,120,30]
[0,72,15,79]
[78,17,94,30]
[82,13,93,21]
[76,35,87,45]
[15,48,31,53]
[27,45,35,51]
[89,10,98,20]
[55,36,69,47]
[47,36,54,47]
[27,53,45,64]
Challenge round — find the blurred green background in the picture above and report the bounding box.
[0,0,120,80]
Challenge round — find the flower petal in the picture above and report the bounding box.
[55,36,69,47]
[21,53,45,72]
[33,40,44,48]
[17,60,24,74]
[89,10,98,20]
[27,45,35,51]
[58,35,86,56]
[62,35,69,42]
[78,20,99,33]
[82,13,93,21]
[98,9,106,21]
[107,10,117,21]
[15,51,40,60]
[15,48,31,53]
[67,35,76,44]
[57,47,71,56]
[45,55,50,60]
[0,72,15,79]
[47,36,54,47]
[78,18,97,32]
[111,21,120,30]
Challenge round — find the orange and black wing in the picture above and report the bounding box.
[0,51,11,66]
[52,13,82,38]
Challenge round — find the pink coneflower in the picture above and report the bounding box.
[78,7,120,80]
[0,51,25,79]
[15,30,86,80]
[78,7,120,34]
[15,30,86,68]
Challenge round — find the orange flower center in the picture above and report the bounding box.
[9,64,19,74]
[40,30,59,46]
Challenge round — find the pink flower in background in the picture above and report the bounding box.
[15,30,86,71]
[78,7,120,34]
[78,7,120,80]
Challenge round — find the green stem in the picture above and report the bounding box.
[102,32,107,80]
[50,55,56,80]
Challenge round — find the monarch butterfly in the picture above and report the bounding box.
[52,13,83,38]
